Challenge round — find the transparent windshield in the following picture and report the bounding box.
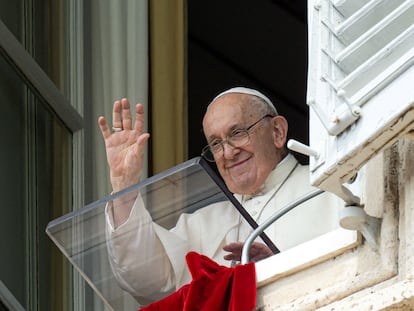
[46,157,252,310]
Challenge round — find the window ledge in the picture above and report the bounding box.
[255,228,360,287]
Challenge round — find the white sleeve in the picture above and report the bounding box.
[105,194,179,301]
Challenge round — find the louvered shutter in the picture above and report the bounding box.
[306,0,414,194]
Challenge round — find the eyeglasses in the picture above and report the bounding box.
[201,114,274,162]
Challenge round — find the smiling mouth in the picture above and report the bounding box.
[226,156,251,169]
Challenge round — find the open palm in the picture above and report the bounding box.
[98,98,150,193]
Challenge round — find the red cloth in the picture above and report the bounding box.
[140,251,256,311]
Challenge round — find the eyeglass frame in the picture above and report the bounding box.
[201,114,275,162]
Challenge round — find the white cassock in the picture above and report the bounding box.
[105,154,342,302]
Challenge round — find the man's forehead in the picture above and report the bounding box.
[205,95,251,121]
[210,93,248,107]
[209,86,278,115]
[203,100,253,138]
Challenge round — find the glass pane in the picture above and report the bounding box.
[0,1,67,94]
[35,98,73,311]
[46,158,251,310]
[0,41,26,310]
[0,2,23,42]
[0,52,72,310]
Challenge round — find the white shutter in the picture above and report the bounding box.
[306,0,414,200]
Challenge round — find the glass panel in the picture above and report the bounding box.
[1,1,67,93]
[35,98,73,311]
[0,2,23,42]
[46,157,254,310]
[0,51,72,310]
[0,40,26,310]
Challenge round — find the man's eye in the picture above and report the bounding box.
[231,129,247,137]
[210,140,222,148]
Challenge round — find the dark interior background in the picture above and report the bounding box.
[187,0,309,164]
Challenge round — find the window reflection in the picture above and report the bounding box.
[0,49,72,310]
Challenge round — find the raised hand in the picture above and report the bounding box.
[98,98,150,192]
[98,99,150,227]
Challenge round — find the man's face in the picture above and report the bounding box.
[202,94,286,195]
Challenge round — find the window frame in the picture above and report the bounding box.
[0,1,85,309]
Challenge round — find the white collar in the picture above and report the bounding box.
[237,154,299,201]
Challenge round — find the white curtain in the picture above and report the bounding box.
[90,0,149,201]
[88,1,148,310]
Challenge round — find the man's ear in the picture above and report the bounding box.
[272,116,288,149]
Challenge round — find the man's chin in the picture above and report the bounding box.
[226,179,254,194]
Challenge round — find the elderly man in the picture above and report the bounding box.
[98,87,341,302]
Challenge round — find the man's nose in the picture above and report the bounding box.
[222,141,238,158]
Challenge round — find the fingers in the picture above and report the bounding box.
[121,99,133,130]
[111,98,134,131]
[134,133,151,160]
[249,243,273,262]
[223,242,273,262]
[134,103,145,134]
[108,98,146,133]
[223,253,240,261]
[223,242,243,253]
[112,100,123,130]
[98,116,111,140]
[137,132,151,146]
[99,98,131,140]
[223,242,243,261]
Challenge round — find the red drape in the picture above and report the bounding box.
[140,251,256,311]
